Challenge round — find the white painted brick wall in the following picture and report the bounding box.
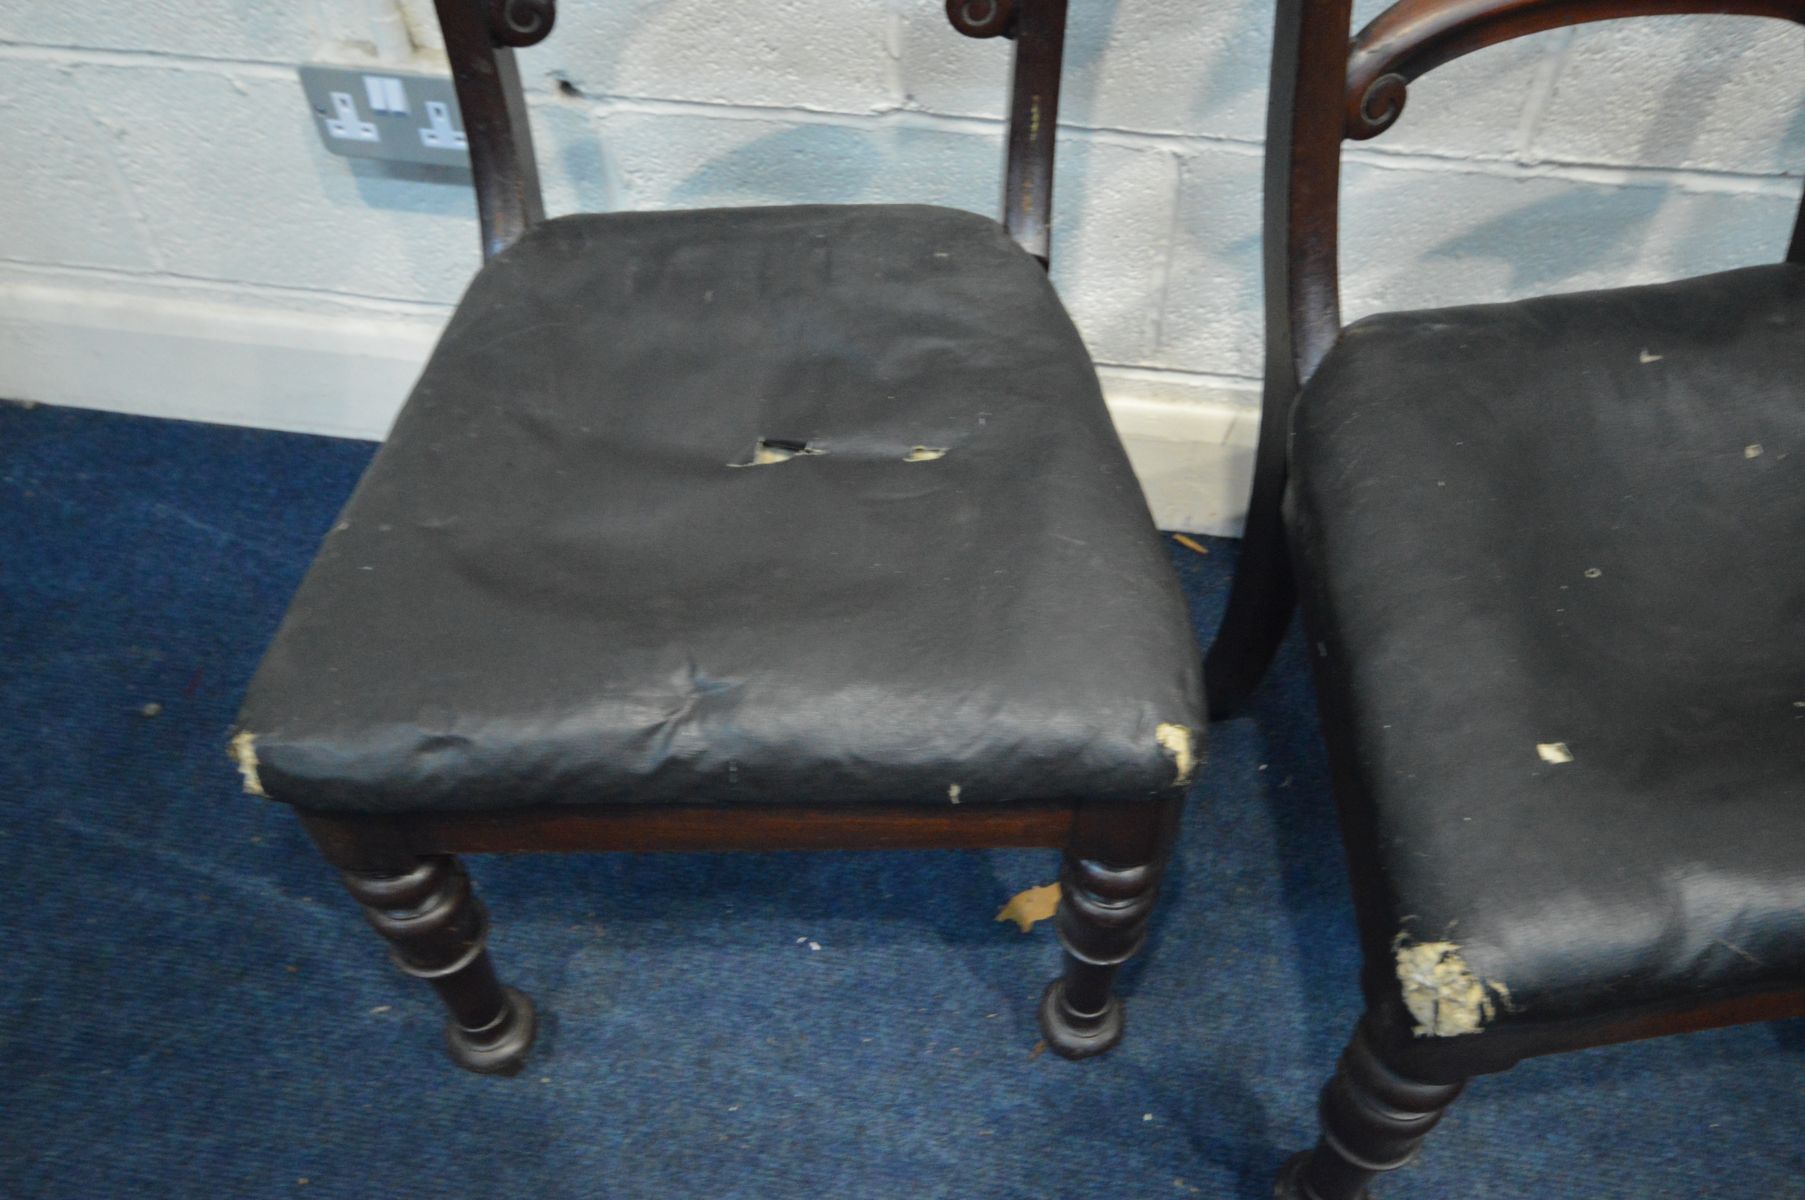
[2,1,1801,532]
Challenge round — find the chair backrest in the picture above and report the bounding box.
[1204,0,1805,709]
[432,0,1070,263]
[1265,0,1805,402]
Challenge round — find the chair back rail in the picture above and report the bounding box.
[435,0,1072,263]
[1195,0,1352,717]
[949,0,1072,263]
[1282,0,1805,391]
[436,0,553,260]
[1204,0,1805,715]
[1350,0,1805,139]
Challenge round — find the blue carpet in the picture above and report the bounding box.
[1,401,1799,1199]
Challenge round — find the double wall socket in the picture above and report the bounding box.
[299,65,471,169]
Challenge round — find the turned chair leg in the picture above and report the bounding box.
[1275,1014,1467,1200]
[1039,797,1182,1059]
[302,815,536,1074]
[332,852,537,1076]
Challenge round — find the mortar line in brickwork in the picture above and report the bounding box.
[555,90,1801,196]
[1340,143,1804,195]
[1148,151,1188,358]
[0,40,299,77]
[0,258,459,318]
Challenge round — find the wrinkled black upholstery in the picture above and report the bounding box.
[236,205,1204,814]
[1287,263,1805,1033]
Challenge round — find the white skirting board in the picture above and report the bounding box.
[0,275,1258,536]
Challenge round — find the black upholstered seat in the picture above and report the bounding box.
[235,204,1203,814]
[1286,263,1805,1029]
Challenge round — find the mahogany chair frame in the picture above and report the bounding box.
[297,0,1188,1076]
[1203,2,1805,1196]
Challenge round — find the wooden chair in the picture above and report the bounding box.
[1207,2,1805,1195]
[230,0,1204,1076]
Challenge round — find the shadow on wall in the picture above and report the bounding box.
[517,0,664,95]
[1419,186,1670,294]
[1180,0,1272,133]
[1786,96,1805,169]
[670,126,885,208]
[1642,19,1756,170]
[1336,172,1671,319]
[539,99,617,213]
[349,159,475,204]
[657,120,1005,213]
[1568,14,1805,173]
[1046,0,1121,307]
[1048,134,1197,363]
[313,143,477,301]
[891,0,1266,136]
[647,1,1132,219]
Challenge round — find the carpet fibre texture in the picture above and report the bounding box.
[2,401,1800,1198]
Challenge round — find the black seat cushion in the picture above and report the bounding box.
[234,205,1203,814]
[1287,263,1805,1034]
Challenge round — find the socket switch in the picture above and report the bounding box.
[300,65,471,168]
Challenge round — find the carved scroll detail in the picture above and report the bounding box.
[1352,72,1410,139]
[946,0,1017,38]
[489,0,556,47]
